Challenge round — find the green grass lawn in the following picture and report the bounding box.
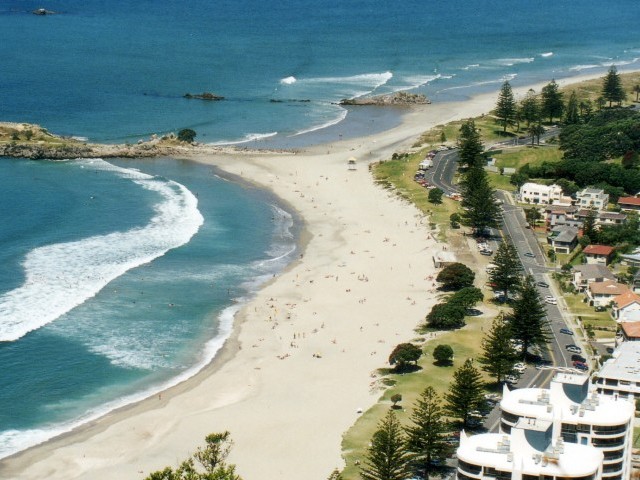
[491,145,562,170]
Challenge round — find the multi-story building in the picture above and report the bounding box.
[577,188,610,210]
[457,419,603,480]
[499,372,634,480]
[520,182,564,205]
[594,341,640,401]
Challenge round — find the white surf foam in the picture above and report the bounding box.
[540,52,554,58]
[0,159,204,342]
[208,131,278,146]
[280,76,297,85]
[492,57,535,66]
[289,106,348,137]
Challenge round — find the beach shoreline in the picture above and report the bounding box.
[0,71,633,480]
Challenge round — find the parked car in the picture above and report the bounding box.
[505,375,519,384]
[594,305,606,312]
[514,362,526,373]
[573,361,587,368]
[559,328,574,335]
[480,249,493,256]
[566,345,582,354]
[574,363,589,372]
[537,281,549,288]
[524,252,535,258]
[466,308,483,316]
[571,354,587,363]
[545,296,557,305]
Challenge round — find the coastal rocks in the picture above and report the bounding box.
[32,8,57,15]
[183,92,224,101]
[339,91,430,106]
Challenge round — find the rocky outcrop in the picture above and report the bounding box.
[339,91,430,106]
[184,92,224,101]
[32,8,56,15]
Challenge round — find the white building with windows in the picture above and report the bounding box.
[499,372,634,480]
[594,341,640,401]
[576,188,610,210]
[519,182,564,205]
[457,420,603,480]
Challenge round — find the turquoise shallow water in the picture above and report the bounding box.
[0,0,638,459]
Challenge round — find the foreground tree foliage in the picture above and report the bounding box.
[360,410,412,480]
[436,262,475,290]
[405,386,450,480]
[388,343,422,372]
[144,432,242,480]
[478,313,519,384]
[444,359,486,429]
[508,275,550,360]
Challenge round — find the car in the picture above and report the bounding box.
[545,296,557,305]
[566,345,582,354]
[574,363,589,372]
[594,305,606,312]
[559,328,574,335]
[514,362,526,373]
[504,375,519,384]
[571,354,587,363]
[466,308,483,316]
[524,252,535,258]
[480,250,493,256]
[573,361,587,368]
[536,281,549,288]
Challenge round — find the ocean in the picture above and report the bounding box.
[0,0,638,460]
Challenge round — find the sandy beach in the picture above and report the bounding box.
[0,74,613,480]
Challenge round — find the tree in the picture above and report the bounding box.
[425,302,466,330]
[564,91,580,125]
[450,212,462,229]
[432,344,454,365]
[428,187,444,204]
[582,208,599,244]
[579,99,594,122]
[528,123,544,145]
[144,432,242,480]
[477,313,519,384]
[525,207,542,228]
[519,89,540,127]
[495,81,517,133]
[390,393,402,408]
[508,275,551,359]
[447,287,483,308]
[488,241,521,299]
[540,80,564,124]
[459,164,500,234]
[405,386,450,480]
[177,128,197,143]
[436,262,475,290]
[389,343,422,371]
[602,65,626,107]
[457,120,484,169]
[444,359,486,428]
[633,84,640,103]
[360,410,412,480]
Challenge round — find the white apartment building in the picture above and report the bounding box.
[576,188,610,210]
[499,373,634,480]
[519,182,564,205]
[457,419,603,480]
[594,341,640,400]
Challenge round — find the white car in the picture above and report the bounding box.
[545,296,557,305]
[513,362,526,373]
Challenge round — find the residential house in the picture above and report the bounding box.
[587,280,630,307]
[598,211,627,226]
[632,270,640,294]
[620,248,640,268]
[576,187,609,210]
[583,244,615,265]
[611,291,640,322]
[571,264,616,292]
[594,341,640,401]
[618,322,640,342]
[519,182,563,205]
[617,196,640,212]
[547,226,578,254]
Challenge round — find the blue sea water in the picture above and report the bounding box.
[0,0,638,460]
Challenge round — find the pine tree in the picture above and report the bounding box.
[602,65,626,107]
[488,241,521,299]
[564,91,580,125]
[459,164,500,235]
[582,208,599,244]
[444,359,486,428]
[405,386,450,480]
[477,313,519,384]
[495,81,517,133]
[520,89,540,127]
[540,80,564,124]
[457,120,484,169]
[360,410,412,480]
[508,275,550,360]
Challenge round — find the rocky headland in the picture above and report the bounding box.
[339,91,430,106]
[183,92,224,101]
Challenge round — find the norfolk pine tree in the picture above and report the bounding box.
[457,120,484,169]
[444,359,486,428]
[360,410,412,480]
[602,65,626,107]
[478,313,519,384]
[540,80,564,124]
[519,89,540,128]
[405,386,450,480]
[459,164,500,235]
[508,275,550,360]
[488,241,521,299]
[564,91,580,125]
[495,80,517,133]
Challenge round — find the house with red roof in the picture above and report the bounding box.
[618,196,640,212]
[611,291,640,322]
[587,280,630,307]
[582,244,615,265]
[619,322,640,342]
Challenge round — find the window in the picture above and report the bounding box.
[577,424,591,433]
[458,460,482,475]
[603,462,624,474]
[502,411,520,424]
[593,423,628,435]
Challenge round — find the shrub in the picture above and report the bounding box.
[433,344,454,365]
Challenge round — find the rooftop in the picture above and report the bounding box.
[588,280,630,296]
[618,196,640,206]
[620,322,640,339]
[612,291,640,309]
[598,341,640,383]
[572,264,616,280]
[583,244,615,256]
